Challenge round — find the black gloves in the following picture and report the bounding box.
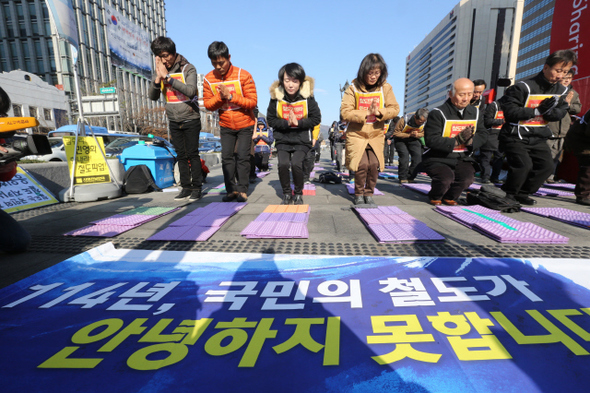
[537,96,557,114]
[454,125,474,146]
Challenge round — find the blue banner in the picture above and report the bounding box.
[1,244,590,392]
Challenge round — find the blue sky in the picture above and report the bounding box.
[167,0,460,125]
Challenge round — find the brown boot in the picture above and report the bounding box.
[236,192,248,202]
[222,191,238,202]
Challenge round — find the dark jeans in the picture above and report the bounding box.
[0,209,30,253]
[479,149,503,181]
[221,126,253,194]
[394,139,422,180]
[426,161,475,201]
[255,152,270,171]
[500,137,553,196]
[575,155,590,199]
[170,119,202,190]
[303,148,316,182]
[383,140,395,164]
[278,149,306,195]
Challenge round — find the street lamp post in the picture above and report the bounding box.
[339,80,350,99]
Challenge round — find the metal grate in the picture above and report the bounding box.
[27,235,590,259]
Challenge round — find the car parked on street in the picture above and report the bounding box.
[20,137,67,162]
[104,136,176,158]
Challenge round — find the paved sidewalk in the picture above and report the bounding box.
[3,157,590,289]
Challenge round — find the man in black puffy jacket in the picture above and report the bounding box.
[498,50,577,205]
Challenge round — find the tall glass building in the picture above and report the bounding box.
[0,0,166,131]
[514,0,555,81]
[404,0,524,114]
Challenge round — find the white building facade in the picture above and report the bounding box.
[404,0,524,114]
[0,69,69,132]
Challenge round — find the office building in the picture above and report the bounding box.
[514,0,555,81]
[0,0,166,131]
[404,0,524,114]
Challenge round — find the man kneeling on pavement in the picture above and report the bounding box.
[498,49,577,205]
[422,78,488,206]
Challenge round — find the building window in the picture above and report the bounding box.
[44,108,52,121]
[29,106,37,118]
[13,104,23,117]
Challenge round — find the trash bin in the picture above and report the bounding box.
[119,143,175,189]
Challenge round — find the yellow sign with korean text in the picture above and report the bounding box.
[355,90,384,124]
[442,119,477,152]
[519,94,556,127]
[63,136,111,185]
[162,72,189,103]
[210,79,243,111]
[277,100,309,127]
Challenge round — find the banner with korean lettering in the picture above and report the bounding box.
[550,0,590,113]
[104,3,151,79]
[43,0,78,50]
[63,136,110,185]
[0,167,59,213]
[1,243,590,393]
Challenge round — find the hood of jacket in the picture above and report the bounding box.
[256,117,268,131]
[167,54,190,72]
[269,76,314,101]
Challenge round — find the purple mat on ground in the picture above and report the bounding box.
[403,183,431,194]
[90,214,159,226]
[435,205,568,244]
[241,205,311,239]
[367,222,445,243]
[522,207,590,228]
[378,172,398,179]
[253,212,309,223]
[354,206,444,243]
[385,165,398,169]
[242,221,309,239]
[256,171,270,178]
[65,224,137,237]
[346,184,384,195]
[147,202,247,241]
[534,187,575,197]
[543,182,576,190]
[472,222,569,244]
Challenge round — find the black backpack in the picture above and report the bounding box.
[123,165,162,194]
[319,171,342,184]
[466,185,521,213]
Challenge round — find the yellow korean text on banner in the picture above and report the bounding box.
[519,94,556,127]
[210,80,243,111]
[63,136,110,185]
[442,119,477,152]
[355,91,383,124]
[162,73,189,103]
[277,100,309,127]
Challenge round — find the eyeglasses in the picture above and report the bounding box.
[368,70,381,77]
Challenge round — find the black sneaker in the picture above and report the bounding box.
[189,189,202,201]
[354,196,365,205]
[249,176,258,184]
[281,194,293,205]
[514,195,537,205]
[293,195,303,205]
[174,188,191,200]
[576,197,590,206]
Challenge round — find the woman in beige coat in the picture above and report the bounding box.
[340,53,399,205]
